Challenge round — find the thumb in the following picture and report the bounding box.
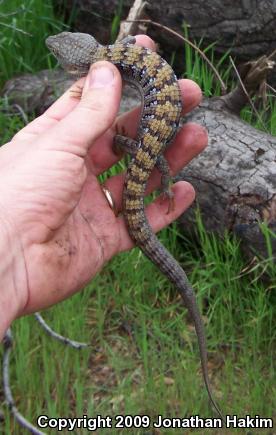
[50,61,122,156]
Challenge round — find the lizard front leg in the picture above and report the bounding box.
[113,134,139,156]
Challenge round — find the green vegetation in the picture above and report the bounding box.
[182,25,233,98]
[110,0,124,43]
[0,2,275,434]
[2,221,275,434]
[0,0,65,87]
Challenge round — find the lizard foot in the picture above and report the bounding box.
[113,125,139,158]
[162,188,175,214]
[112,124,127,156]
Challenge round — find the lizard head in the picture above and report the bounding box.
[46,32,100,77]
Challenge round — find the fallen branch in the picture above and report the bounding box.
[2,329,45,435]
[34,312,89,349]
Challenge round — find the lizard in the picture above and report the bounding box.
[46,32,224,419]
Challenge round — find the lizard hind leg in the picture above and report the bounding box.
[113,133,140,157]
[156,155,175,213]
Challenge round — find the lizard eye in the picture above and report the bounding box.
[50,46,58,56]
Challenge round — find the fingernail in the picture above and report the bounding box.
[89,66,114,88]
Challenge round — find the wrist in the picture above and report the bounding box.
[0,216,28,340]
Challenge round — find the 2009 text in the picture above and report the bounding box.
[115,415,150,429]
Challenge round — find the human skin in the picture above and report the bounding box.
[0,35,207,340]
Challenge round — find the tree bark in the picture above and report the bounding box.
[145,0,276,60]
[0,70,74,116]
[177,97,276,259]
[58,0,276,60]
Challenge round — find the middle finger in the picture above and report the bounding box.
[102,122,207,214]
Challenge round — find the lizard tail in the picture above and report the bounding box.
[145,233,224,421]
[124,193,224,421]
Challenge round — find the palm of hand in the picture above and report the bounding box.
[0,130,122,314]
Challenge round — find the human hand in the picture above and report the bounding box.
[0,35,207,337]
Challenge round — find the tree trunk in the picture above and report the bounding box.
[59,0,276,62]
[145,0,276,60]
[177,97,276,259]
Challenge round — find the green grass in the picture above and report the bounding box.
[241,97,276,135]
[110,0,124,43]
[0,4,275,434]
[0,0,65,143]
[1,220,275,434]
[182,25,276,135]
[0,0,64,88]
[182,24,233,98]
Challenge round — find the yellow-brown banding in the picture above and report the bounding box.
[110,45,125,62]
[154,101,180,119]
[157,84,181,102]
[130,164,149,182]
[142,52,162,76]
[155,65,174,87]
[123,45,144,66]
[142,133,160,152]
[126,179,145,194]
[146,118,174,139]
[124,198,142,210]
[127,211,144,223]
[135,148,155,169]
[96,46,108,60]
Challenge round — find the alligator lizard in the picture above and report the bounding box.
[46,32,223,418]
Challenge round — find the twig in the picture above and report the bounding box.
[267,48,276,61]
[117,0,148,41]
[229,57,268,133]
[34,312,89,349]
[12,104,29,125]
[2,329,45,435]
[2,318,88,434]
[266,83,276,96]
[125,18,227,93]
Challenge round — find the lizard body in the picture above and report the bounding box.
[46,32,223,418]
